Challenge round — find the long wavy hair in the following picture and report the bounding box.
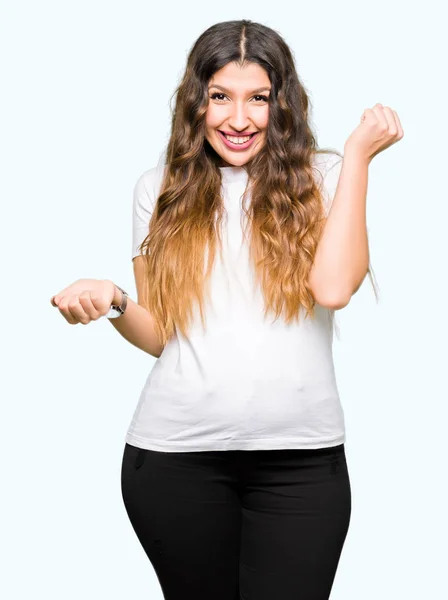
[137,19,379,347]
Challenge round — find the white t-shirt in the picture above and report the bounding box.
[125,152,346,452]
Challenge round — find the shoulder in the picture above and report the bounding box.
[134,162,167,198]
[311,150,343,183]
[311,150,344,216]
[132,162,168,217]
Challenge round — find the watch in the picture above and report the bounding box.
[106,284,129,319]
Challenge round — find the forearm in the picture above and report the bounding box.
[309,151,370,308]
[107,285,164,358]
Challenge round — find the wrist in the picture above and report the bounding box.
[106,282,129,319]
[105,280,123,305]
[342,146,371,168]
[112,284,123,306]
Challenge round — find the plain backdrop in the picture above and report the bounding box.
[1,0,447,598]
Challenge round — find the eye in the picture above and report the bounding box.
[252,95,269,103]
[209,93,269,103]
[209,93,228,102]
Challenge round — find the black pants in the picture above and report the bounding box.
[121,442,351,600]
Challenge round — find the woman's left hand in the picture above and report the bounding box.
[344,103,404,164]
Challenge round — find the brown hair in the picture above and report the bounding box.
[137,20,379,347]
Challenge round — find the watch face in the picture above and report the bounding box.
[106,306,121,319]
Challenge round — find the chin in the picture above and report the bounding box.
[214,147,260,168]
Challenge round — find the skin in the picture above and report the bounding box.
[205,61,271,168]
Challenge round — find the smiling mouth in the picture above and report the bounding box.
[218,131,258,142]
[217,131,259,149]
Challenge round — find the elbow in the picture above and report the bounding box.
[311,272,368,310]
[315,294,350,311]
[309,272,350,311]
[311,285,351,310]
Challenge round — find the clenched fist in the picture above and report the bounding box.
[50,278,117,325]
[345,103,404,163]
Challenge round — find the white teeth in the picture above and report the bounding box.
[223,134,252,144]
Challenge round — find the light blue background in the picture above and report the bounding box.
[1,0,446,598]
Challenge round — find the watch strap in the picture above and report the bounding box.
[107,284,128,318]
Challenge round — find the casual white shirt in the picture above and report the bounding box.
[125,152,346,452]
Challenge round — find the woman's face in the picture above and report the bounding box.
[205,61,271,168]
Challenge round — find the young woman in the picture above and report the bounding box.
[51,19,403,600]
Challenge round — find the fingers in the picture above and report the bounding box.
[86,289,109,315]
[58,297,90,325]
[51,289,69,307]
[78,291,102,321]
[379,106,398,136]
[51,279,114,326]
[361,108,372,123]
[371,103,390,131]
[392,109,404,139]
[55,292,101,325]
[370,103,404,139]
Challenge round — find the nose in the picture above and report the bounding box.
[227,101,251,131]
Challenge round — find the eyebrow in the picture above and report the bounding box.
[208,84,271,95]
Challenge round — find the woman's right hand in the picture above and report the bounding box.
[50,278,116,325]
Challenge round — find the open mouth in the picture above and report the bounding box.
[217,130,259,151]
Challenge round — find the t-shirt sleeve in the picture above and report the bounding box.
[131,166,161,260]
[316,152,344,217]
